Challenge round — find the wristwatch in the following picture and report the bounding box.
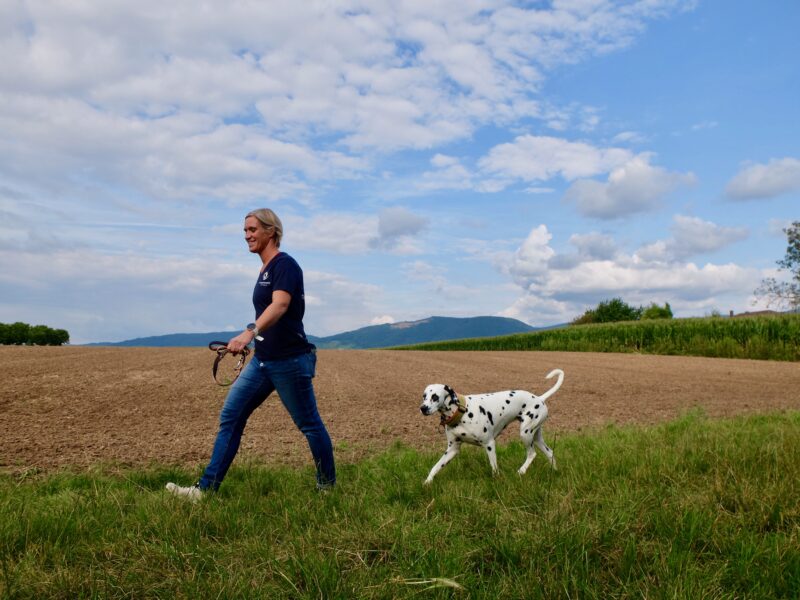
[246,323,264,342]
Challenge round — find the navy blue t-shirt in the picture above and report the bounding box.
[252,252,315,360]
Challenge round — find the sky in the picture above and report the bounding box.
[0,0,798,344]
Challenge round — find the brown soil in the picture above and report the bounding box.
[1,346,799,473]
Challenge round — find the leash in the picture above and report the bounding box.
[208,341,250,386]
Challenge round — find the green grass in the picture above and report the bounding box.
[2,411,799,599]
[394,314,800,361]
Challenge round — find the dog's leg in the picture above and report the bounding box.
[483,440,499,475]
[533,428,556,470]
[518,422,537,475]
[424,440,461,484]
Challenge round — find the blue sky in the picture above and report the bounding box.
[1,0,798,344]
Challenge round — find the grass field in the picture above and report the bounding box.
[396,314,800,361]
[2,410,798,599]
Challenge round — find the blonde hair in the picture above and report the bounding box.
[246,208,283,247]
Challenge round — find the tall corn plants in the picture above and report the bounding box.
[399,314,800,361]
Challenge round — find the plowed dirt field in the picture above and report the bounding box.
[2,346,798,473]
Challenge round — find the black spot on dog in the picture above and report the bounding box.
[487,412,494,425]
[483,427,487,433]
[431,393,439,402]
[516,416,523,422]
[534,414,539,419]
[535,404,540,409]
[505,399,511,404]
[526,412,534,419]
[468,412,474,419]
[487,446,492,452]
[522,404,527,409]
[479,406,486,415]
[510,391,515,396]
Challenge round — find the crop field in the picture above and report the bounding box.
[2,345,799,473]
[400,314,800,361]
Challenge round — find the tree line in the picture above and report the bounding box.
[0,322,70,345]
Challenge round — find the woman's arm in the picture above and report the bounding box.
[227,290,291,353]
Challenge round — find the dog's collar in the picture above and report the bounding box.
[440,392,467,427]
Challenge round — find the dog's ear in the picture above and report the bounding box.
[444,385,456,401]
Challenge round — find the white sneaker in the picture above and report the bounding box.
[165,482,204,502]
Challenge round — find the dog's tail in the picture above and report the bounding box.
[537,369,564,403]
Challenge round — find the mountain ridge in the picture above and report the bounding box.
[87,315,537,349]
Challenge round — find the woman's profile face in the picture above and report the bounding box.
[243,216,272,254]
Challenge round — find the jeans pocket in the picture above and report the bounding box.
[308,351,317,378]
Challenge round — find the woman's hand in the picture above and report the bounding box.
[227,330,255,354]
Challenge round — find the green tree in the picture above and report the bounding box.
[5,322,30,345]
[50,328,70,345]
[641,302,673,320]
[571,309,596,325]
[593,297,643,323]
[28,324,51,345]
[755,221,800,310]
[572,298,643,325]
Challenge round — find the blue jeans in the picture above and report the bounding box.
[199,351,335,490]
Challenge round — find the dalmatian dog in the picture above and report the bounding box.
[419,369,564,484]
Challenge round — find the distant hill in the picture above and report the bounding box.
[86,330,248,348]
[87,316,535,349]
[310,316,535,349]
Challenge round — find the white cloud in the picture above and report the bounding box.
[283,213,378,254]
[418,155,474,191]
[548,231,618,270]
[569,232,619,260]
[497,222,758,325]
[725,157,800,200]
[563,155,696,219]
[669,215,748,257]
[371,207,429,252]
[506,225,556,288]
[284,207,427,255]
[0,1,695,206]
[479,135,633,182]
[370,315,396,325]
[635,215,748,262]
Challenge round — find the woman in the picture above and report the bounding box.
[167,208,336,500]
